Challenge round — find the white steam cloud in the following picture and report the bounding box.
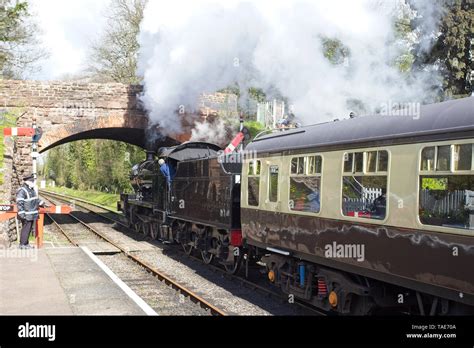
[138,0,442,135]
[190,119,229,144]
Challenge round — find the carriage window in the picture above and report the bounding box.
[290,155,322,213]
[366,152,377,173]
[378,151,389,172]
[248,160,261,175]
[344,153,353,173]
[421,147,435,171]
[291,158,298,174]
[419,143,474,230]
[342,150,389,220]
[342,176,387,220]
[309,156,322,175]
[347,150,388,174]
[354,153,364,172]
[269,165,279,202]
[454,144,472,171]
[247,160,261,206]
[437,145,451,171]
[291,157,305,175]
[419,175,474,230]
[421,144,473,172]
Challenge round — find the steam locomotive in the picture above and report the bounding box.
[119,97,474,315]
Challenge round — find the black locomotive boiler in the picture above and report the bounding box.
[119,97,474,315]
[120,142,244,273]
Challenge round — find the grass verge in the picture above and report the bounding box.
[43,186,120,211]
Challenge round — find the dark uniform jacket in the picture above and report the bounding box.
[16,184,40,221]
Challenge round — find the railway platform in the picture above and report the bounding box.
[0,245,155,315]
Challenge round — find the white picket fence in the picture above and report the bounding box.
[343,187,382,213]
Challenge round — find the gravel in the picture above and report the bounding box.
[97,253,210,315]
[42,193,316,316]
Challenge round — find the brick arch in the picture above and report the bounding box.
[0,79,195,204]
[38,114,189,153]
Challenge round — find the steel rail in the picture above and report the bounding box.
[41,190,326,316]
[41,193,227,316]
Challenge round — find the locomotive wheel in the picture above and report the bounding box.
[201,250,214,264]
[133,222,141,234]
[224,254,242,274]
[199,227,214,264]
[149,223,159,240]
[137,222,149,237]
[182,232,196,256]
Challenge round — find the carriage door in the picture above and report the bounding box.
[264,160,282,244]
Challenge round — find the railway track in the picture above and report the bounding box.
[41,191,226,316]
[40,189,326,316]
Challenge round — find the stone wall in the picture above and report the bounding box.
[199,92,239,118]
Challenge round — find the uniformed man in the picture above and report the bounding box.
[158,159,175,187]
[16,174,44,249]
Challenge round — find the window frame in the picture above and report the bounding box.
[418,142,474,232]
[343,150,389,176]
[247,159,261,207]
[341,149,390,222]
[288,154,323,214]
[420,144,474,175]
[268,164,280,203]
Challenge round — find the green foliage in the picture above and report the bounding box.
[243,121,266,140]
[321,37,350,65]
[411,0,474,98]
[44,186,119,211]
[421,177,448,190]
[248,87,266,103]
[0,0,45,78]
[42,139,145,194]
[439,0,474,97]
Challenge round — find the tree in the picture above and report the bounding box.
[48,0,150,194]
[43,140,145,193]
[410,0,474,98]
[321,37,350,66]
[0,0,46,79]
[88,0,147,84]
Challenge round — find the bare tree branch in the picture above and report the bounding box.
[87,0,147,84]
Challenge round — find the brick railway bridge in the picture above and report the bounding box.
[0,79,237,246]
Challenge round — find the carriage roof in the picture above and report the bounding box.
[247,97,474,153]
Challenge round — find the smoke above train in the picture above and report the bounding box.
[137,0,444,135]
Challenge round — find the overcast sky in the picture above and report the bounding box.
[29,0,111,80]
